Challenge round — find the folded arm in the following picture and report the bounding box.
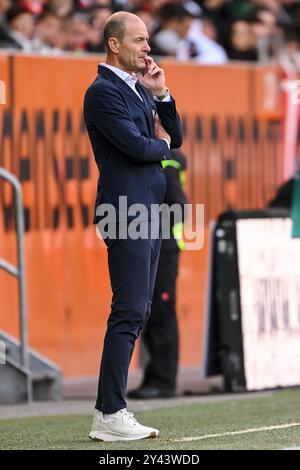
[84,85,171,164]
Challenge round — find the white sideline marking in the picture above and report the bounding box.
[173,422,300,442]
[282,447,300,450]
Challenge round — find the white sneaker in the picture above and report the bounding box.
[88,408,159,442]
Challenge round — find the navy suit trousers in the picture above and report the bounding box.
[95,222,162,414]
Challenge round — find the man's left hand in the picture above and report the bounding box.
[137,57,167,97]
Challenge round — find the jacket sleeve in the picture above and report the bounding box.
[165,166,188,211]
[156,99,182,149]
[84,85,171,164]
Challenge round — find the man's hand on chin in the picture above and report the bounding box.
[137,56,168,98]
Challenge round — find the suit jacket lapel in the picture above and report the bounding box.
[98,65,154,134]
[136,83,155,135]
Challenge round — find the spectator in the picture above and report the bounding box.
[0,5,35,51]
[250,6,278,40]
[63,13,89,51]
[134,8,155,35]
[0,0,298,61]
[200,14,218,42]
[250,0,292,26]
[0,0,12,41]
[151,3,194,56]
[86,4,112,52]
[0,0,11,20]
[177,15,228,63]
[116,0,145,12]
[93,0,116,5]
[249,6,281,62]
[21,0,47,16]
[33,12,65,51]
[281,25,300,63]
[142,0,169,14]
[228,19,257,61]
[48,0,74,18]
[200,0,233,50]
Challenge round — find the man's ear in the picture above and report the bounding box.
[108,37,120,54]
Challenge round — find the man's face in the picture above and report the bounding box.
[231,21,252,51]
[116,18,151,73]
[177,17,192,39]
[92,8,112,30]
[11,13,35,39]
[0,0,11,14]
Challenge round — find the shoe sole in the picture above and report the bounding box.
[88,430,158,442]
[128,394,175,399]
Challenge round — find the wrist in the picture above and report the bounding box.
[154,87,169,100]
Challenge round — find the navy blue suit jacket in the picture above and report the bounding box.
[84,65,182,223]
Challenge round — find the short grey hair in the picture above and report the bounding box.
[103,16,126,51]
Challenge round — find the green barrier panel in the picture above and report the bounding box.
[292,166,300,238]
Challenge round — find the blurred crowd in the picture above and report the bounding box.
[0,0,300,64]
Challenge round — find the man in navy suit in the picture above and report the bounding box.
[84,10,182,442]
